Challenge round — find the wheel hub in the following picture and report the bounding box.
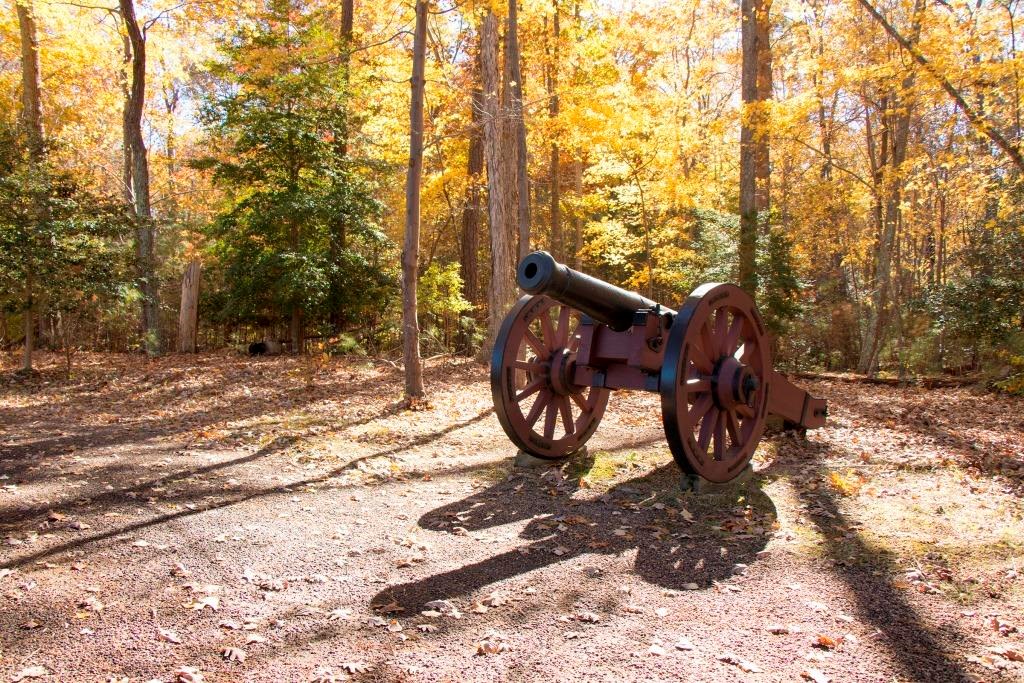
[712,356,759,410]
[547,349,575,396]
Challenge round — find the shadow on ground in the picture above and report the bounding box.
[373,459,777,610]
[767,433,975,683]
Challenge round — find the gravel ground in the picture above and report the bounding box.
[1,353,1022,683]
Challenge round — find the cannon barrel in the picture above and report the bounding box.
[517,251,670,332]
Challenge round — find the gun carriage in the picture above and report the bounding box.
[490,251,827,484]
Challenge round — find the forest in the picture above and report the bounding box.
[2,2,1024,681]
[2,0,1021,392]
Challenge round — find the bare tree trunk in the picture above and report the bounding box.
[402,0,427,399]
[547,2,561,259]
[177,260,200,353]
[16,0,45,372]
[857,1,922,375]
[481,10,519,359]
[290,308,302,354]
[120,0,160,356]
[330,0,355,332]
[505,0,531,260]
[571,158,582,269]
[461,60,484,306]
[16,1,44,156]
[738,0,771,294]
[754,0,771,214]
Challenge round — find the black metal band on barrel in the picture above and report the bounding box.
[516,251,669,332]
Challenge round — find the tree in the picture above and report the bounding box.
[546,1,561,260]
[14,0,45,371]
[505,0,530,259]
[460,51,484,306]
[0,123,132,376]
[402,0,427,399]
[198,0,386,352]
[120,0,159,356]
[480,9,519,358]
[738,0,771,294]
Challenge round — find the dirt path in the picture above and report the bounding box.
[1,353,1022,682]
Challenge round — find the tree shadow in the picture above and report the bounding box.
[835,387,1023,491]
[371,461,777,612]
[769,435,976,682]
[1,407,496,571]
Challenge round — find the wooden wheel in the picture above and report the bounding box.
[660,284,771,483]
[490,295,610,459]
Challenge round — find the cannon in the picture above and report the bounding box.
[490,251,827,484]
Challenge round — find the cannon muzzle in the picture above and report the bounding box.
[517,251,668,332]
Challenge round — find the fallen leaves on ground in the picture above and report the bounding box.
[222,646,247,662]
[11,667,49,682]
[718,652,763,673]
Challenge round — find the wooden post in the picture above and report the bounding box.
[177,260,201,353]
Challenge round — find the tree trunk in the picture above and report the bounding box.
[290,308,302,354]
[856,1,922,375]
[120,0,160,356]
[547,2,561,259]
[481,10,519,359]
[401,0,427,399]
[505,0,531,260]
[177,260,200,353]
[330,0,354,332]
[738,0,771,295]
[16,0,44,156]
[16,0,45,372]
[571,158,583,269]
[461,61,484,306]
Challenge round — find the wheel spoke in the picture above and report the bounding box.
[512,359,544,373]
[726,409,744,447]
[685,377,711,393]
[712,411,725,460]
[688,344,714,374]
[712,309,728,355]
[559,395,575,436]
[724,316,743,356]
[525,389,550,427]
[739,338,756,363]
[700,321,716,362]
[540,313,557,351]
[698,406,719,452]
[556,305,571,346]
[689,393,713,424]
[543,400,558,440]
[570,390,591,414]
[516,376,545,402]
[735,403,754,418]
[524,328,546,356]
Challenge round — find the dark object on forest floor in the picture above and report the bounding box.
[248,340,284,356]
[491,251,827,485]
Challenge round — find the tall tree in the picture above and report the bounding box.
[460,51,484,306]
[198,0,384,353]
[856,0,923,375]
[546,1,561,260]
[329,0,355,331]
[120,0,159,356]
[14,0,45,371]
[481,9,518,357]
[505,0,530,259]
[738,0,771,294]
[402,0,427,399]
